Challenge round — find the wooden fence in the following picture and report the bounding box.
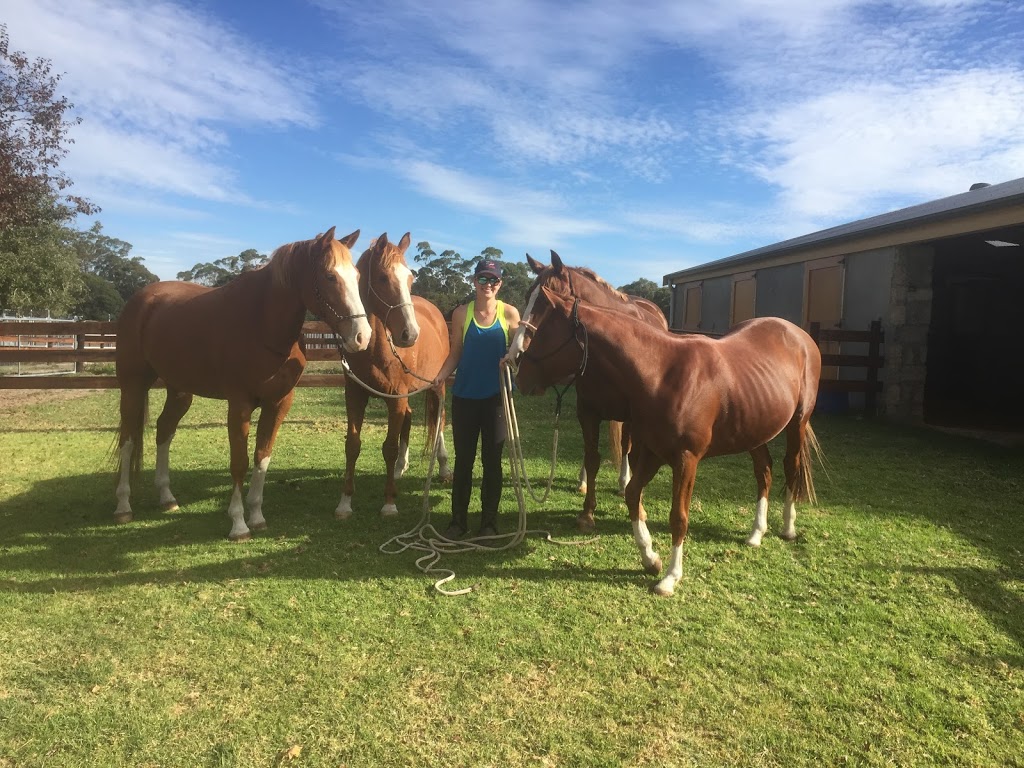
[2,319,886,415]
[0,320,350,390]
[809,319,885,416]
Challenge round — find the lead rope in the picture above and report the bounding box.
[378,365,596,596]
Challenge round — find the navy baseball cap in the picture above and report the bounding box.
[474,259,503,279]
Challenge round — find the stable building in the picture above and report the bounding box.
[662,178,1024,430]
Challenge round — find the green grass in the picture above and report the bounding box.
[0,387,1022,767]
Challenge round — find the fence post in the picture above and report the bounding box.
[865,319,882,417]
[76,333,85,373]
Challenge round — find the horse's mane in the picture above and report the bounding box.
[357,238,406,273]
[542,264,631,305]
[271,235,352,290]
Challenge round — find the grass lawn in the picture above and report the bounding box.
[0,385,1022,767]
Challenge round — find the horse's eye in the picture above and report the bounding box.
[324,272,337,283]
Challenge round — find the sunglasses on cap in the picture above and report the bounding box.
[476,275,501,286]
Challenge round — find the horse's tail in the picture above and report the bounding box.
[608,420,623,468]
[112,390,148,478]
[795,422,824,506]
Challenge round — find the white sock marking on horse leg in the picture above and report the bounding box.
[114,439,134,519]
[436,432,452,481]
[154,439,177,509]
[226,486,250,540]
[577,464,587,494]
[746,497,769,547]
[335,493,353,520]
[618,456,631,495]
[245,457,270,529]
[380,502,399,517]
[394,440,409,478]
[632,519,660,572]
[782,489,797,540]
[653,545,684,596]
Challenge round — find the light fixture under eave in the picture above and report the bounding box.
[984,239,1019,247]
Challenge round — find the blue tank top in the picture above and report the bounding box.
[452,301,509,399]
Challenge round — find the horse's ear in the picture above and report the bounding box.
[398,232,411,254]
[375,232,388,251]
[317,226,337,247]
[338,229,359,248]
[550,250,564,273]
[526,253,547,274]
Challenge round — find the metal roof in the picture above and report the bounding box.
[663,176,1024,284]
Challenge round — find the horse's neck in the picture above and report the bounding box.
[257,269,307,353]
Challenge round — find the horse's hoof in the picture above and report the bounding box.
[334,509,352,521]
[576,515,596,532]
[161,502,179,512]
[650,582,675,597]
[249,521,268,532]
[112,512,133,524]
[438,472,453,485]
[577,483,588,495]
[228,531,252,542]
[644,557,663,576]
[780,531,798,542]
[380,504,399,517]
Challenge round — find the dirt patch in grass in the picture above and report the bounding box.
[0,388,96,413]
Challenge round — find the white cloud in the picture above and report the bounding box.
[2,0,318,202]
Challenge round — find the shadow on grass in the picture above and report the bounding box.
[0,466,634,594]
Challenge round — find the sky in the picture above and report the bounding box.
[3,0,1024,288]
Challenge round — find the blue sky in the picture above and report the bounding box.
[3,0,1024,287]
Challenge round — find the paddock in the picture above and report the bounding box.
[0,386,1020,766]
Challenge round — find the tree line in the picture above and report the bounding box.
[0,24,669,321]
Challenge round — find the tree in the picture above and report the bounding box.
[410,242,475,318]
[71,271,123,320]
[618,277,670,320]
[176,248,268,287]
[75,221,157,301]
[0,24,97,228]
[0,221,81,315]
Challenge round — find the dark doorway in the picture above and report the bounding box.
[925,235,1024,430]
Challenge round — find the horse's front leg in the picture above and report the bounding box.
[336,384,369,520]
[394,403,412,479]
[225,398,254,541]
[245,391,294,532]
[652,451,698,597]
[576,406,602,531]
[624,444,663,576]
[379,398,410,516]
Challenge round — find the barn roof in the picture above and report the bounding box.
[663,176,1024,284]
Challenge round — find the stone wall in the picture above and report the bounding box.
[884,244,934,421]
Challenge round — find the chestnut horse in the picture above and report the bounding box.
[513,287,822,596]
[524,251,669,530]
[113,228,371,540]
[334,232,451,520]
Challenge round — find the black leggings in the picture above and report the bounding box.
[450,394,507,529]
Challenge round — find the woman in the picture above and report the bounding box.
[430,258,521,539]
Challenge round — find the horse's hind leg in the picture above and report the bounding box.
[245,391,294,532]
[781,417,811,541]
[154,388,193,511]
[428,389,452,482]
[653,450,698,598]
[394,404,412,479]
[624,443,664,578]
[617,422,632,496]
[225,398,255,541]
[745,444,773,547]
[576,406,602,531]
[114,376,153,523]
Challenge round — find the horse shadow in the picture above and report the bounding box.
[0,466,470,594]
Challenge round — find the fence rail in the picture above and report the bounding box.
[0,320,349,390]
[809,319,884,416]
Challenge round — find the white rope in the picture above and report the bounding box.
[378,365,597,596]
